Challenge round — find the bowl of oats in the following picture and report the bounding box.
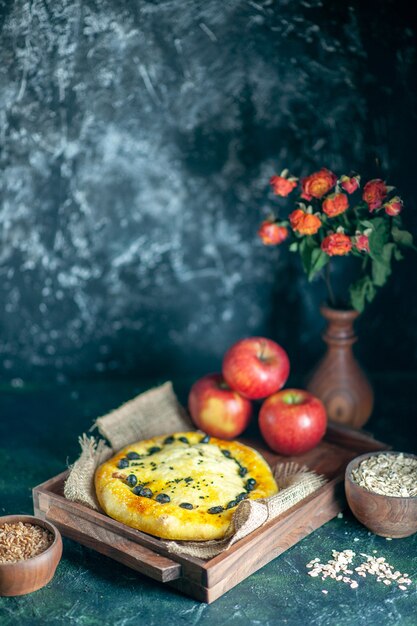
[0,515,63,596]
[345,451,417,538]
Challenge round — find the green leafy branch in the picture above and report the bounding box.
[348,219,415,312]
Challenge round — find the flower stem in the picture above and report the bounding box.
[325,260,336,308]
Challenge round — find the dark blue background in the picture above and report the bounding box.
[0,0,416,383]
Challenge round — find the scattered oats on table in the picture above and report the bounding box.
[306,550,413,592]
[351,453,417,497]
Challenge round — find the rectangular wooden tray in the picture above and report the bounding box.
[33,422,389,603]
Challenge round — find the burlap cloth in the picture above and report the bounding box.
[64,381,326,559]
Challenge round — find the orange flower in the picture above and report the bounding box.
[354,233,370,253]
[384,196,403,216]
[340,174,360,194]
[258,221,289,245]
[289,209,322,235]
[301,168,337,200]
[270,175,297,197]
[362,179,388,211]
[321,233,352,256]
[322,193,349,217]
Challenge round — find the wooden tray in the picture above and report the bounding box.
[33,422,389,603]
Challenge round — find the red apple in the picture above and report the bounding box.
[259,389,327,455]
[188,373,252,439]
[222,337,290,400]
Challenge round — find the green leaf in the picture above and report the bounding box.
[368,217,390,259]
[350,248,363,258]
[349,276,377,313]
[371,243,394,287]
[299,237,317,275]
[382,242,395,262]
[308,248,329,282]
[394,247,404,261]
[372,260,391,286]
[298,238,308,273]
[289,242,298,252]
[392,226,414,248]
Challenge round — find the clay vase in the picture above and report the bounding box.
[306,305,374,429]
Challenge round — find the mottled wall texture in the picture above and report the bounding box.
[0,0,416,383]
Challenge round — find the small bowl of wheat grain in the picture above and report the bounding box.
[345,451,417,538]
[0,515,63,596]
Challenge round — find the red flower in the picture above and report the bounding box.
[289,209,322,235]
[301,168,337,200]
[321,233,352,256]
[362,179,388,211]
[340,175,360,194]
[384,196,403,216]
[355,234,370,253]
[258,221,289,245]
[322,193,349,218]
[270,175,297,197]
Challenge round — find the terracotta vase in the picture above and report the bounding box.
[306,305,374,429]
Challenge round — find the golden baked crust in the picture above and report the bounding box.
[95,431,278,541]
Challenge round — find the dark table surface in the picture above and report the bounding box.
[0,375,416,626]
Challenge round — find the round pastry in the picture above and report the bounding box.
[95,431,278,541]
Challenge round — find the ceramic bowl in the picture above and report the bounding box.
[345,451,417,538]
[0,515,63,596]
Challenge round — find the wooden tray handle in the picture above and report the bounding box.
[325,421,390,453]
[43,504,182,583]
